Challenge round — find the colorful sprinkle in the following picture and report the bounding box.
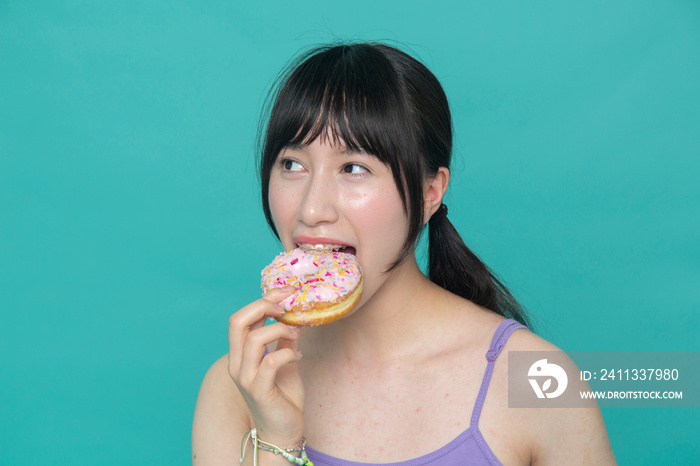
[261,248,362,312]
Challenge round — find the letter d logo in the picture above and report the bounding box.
[528,359,568,399]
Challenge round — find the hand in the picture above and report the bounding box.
[227,287,305,447]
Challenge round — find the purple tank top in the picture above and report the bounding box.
[305,319,527,466]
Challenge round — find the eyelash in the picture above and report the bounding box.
[279,158,370,177]
[281,159,303,172]
[342,163,369,177]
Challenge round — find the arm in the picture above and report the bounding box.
[508,332,617,465]
[192,355,250,465]
[192,287,306,465]
[529,405,616,465]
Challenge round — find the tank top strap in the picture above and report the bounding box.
[470,318,528,427]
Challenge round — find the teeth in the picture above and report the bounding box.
[297,243,346,252]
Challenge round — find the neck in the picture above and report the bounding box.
[301,255,456,369]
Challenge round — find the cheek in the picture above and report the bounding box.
[345,184,408,242]
[268,182,296,237]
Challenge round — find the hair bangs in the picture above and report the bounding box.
[260,45,422,238]
[278,45,412,169]
[259,43,428,270]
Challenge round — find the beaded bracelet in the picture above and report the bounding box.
[239,429,313,466]
[257,436,306,454]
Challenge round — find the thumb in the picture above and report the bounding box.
[276,325,301,355]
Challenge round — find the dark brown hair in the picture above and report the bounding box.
[258,42,530,326]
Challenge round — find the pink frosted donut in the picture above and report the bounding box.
[261,248,363,326]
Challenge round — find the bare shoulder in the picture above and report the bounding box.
[509,325,551,349]
[192,355,251,465]
[495,326,617,465]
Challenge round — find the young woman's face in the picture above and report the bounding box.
[268,135,410,304]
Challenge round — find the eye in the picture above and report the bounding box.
[342,163,369,175]
[281,159,304,172]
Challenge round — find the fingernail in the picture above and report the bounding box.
[287,324,300,335]
[295,350,303,358]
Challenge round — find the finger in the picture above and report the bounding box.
[228,287,295,361]
[262,286,298,305]
[237,322,300,386]
[250,286,298,332]
[269,325,302,386]
[252,346,303,395]
[228,302,283,367]
[275,325,301,355]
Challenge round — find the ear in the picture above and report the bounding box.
[423,167,450,224]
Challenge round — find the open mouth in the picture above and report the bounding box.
[297,243,357,256]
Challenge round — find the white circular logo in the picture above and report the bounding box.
[528,359,568,399]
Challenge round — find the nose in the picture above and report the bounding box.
[297,172,339,226]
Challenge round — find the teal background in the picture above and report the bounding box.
[1,1,698,464]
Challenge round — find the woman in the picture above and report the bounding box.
[192,42,615,465]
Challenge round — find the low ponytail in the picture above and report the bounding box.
[428,205,530,327]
